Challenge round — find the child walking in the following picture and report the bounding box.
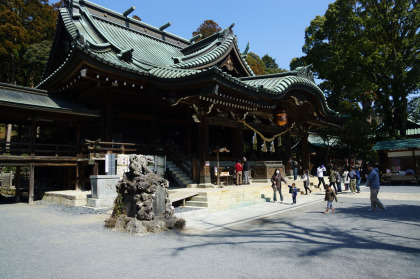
[288,183,298,204]
[324,184,338,213]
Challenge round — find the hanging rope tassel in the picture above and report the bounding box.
[252,132,257,151]
[271,141,275,153]
[278,135,282,146]
[262,141,267,152]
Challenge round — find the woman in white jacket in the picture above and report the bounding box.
[342,168,350,191]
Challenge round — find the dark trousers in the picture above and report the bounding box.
[293,167,298,181]
[337,182,342,192]
[304,181,311,194]
[292,195,297,204]
[318,177,326,188]
[330,182,337,193]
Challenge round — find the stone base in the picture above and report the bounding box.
[113,215,179,236]
[87,197,116,208]
[42,190,90,207]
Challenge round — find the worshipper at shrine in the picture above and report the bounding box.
[366,163,386,212]
[348,167,357,194]
[335,169,343,193]
[242,157,250,184]
[328,167,338,193]
[342,168,350,191]
[302,170,312,195]
[317,165,327,189]
[324,184,338,214]
[288,183,298,204]
[235,159,243,185]
[405,167,415,175]
[271,168,288,203]
[289,157,299,181]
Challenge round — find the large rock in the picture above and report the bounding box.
[108,154,182,235]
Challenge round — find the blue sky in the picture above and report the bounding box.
[54,0,335,71]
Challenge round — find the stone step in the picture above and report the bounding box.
[185,201,209,207]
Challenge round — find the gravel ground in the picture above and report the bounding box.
[1,185,419,279]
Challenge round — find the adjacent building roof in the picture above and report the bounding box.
[0,82,99,117]
[372,139,420,151]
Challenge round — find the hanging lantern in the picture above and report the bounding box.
[274,109,287,126]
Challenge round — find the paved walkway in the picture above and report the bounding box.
[180,187,368,232]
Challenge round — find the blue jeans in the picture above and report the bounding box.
[337,182,342,192]
[243,171,250,184]
[293,167,298,181]
[356,179,361,192]
[273,188,283,202]
[326,201,333,209]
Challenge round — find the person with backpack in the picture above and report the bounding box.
[348,166,357,194]
[329,167,337,193]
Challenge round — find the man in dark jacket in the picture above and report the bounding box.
[367,164,386,212]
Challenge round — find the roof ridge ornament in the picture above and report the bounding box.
[294,64,314,82]
[123,6,136,17]
[242,41,249,58]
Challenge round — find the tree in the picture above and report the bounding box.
[192,20,222,41]
[245,52,265,75]
[261,54,287,74]
[0,0,57,86]
[300,0,420,139]
[408,96,420,123]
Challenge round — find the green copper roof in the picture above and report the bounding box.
[372,139,420,151]
[37,0,340,123]
[0,82,99,117]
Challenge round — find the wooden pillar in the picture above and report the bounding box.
[29,164,34,204]
[285,131,292,168]
[104,92,113,142]
[301,133,310,172]
[30,117,36,156]
[75,163,80,191]
[234,122,244,160]
[15,166,21,202]
[198,117,211,185]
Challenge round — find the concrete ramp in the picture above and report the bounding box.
[168,190,198,204]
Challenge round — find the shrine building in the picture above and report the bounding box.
[0,0,342,202]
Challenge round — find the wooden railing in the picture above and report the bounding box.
[0,141,76,156]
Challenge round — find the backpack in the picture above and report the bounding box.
[292,160,298,168]
[329,171,336,183]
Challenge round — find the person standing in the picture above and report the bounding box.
[289,158,299,181]
[367,164,386,212]
[329,167,337,193]
[348,167,357,194]
[317,165,327,188]
[342,168,350,191]
[335,169,342,193]
[302,170,312,195]
[235,160,243,185]
[324,184,338,213]
[271,168,287,203]
[355,168,361,193]
[242,157,250,185]
[288,183,298,204]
